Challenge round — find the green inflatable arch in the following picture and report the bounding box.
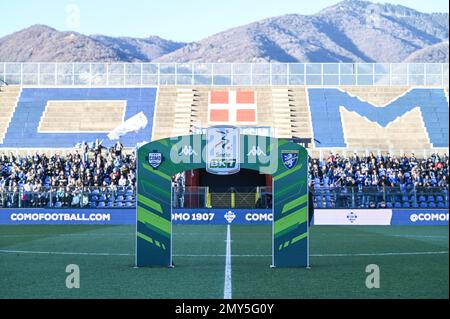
[136,129,309,268]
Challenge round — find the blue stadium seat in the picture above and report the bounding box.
[428,202,436,208]
[436,196,443,202]
[125,202,133,207]
[427,195,435,202]
[90,202,97,208]
[125,195,133,202]
[307,88,449,148]
[1,88,157,148]
[437,202,446,208]
[97,201,106,208]
[54,201,62,208]
[394,202,402,208]
[115,202,123,208]
[107,201,114,208]
[420,202,428,208]
[386,202,393,208]
[418,195,426,202]
[403,202,410,208]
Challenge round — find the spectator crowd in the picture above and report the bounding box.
[0,141,135,208]
[309,152,449,189]
[1,146,448,208]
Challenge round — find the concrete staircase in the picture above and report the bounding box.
[0,85,21,144]
[153,87,202,140]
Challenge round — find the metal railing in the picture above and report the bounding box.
[0,62,448,87]
[0,186,135,209]
[311,186,449,209]
[172,186,273,209]
[1,185,448,210]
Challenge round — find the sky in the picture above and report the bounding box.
[1,0,448,42]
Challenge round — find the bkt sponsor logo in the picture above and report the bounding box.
[209,159,238,169]
[410,213,449,223]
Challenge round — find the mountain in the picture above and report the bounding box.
[0,25,185,62]
[156,0,448,63]
[91,35,185,61]
[0,1,448,63]
[403,41,449,63]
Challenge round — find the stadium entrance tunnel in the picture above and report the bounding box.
[174,169,272,209]
[135,130,309,268]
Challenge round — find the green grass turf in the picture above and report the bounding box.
[0,225,448,298]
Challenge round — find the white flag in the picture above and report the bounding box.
[107,112,148,140]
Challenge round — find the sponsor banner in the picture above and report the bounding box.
[2,208,446,226]
[391,209,449,225]
[0,208,273,225]
[0,208,135,225]
[172,209,273,225]
[313,209,392,225]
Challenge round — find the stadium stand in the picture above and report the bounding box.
[0,71,448,209]
[0,85,21,144]
[38,100,126,132]
[0,146,137,208]
[0,88,157,148]
[0,148,448,209]
[152,87,200,139]
[151,86,449,156]
[152,86,312,140]
[309,152,449,209]
[308,87,449,149]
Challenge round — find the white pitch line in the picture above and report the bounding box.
[224,224,232,300]
[0,249,131,256]
[0,234,133,238]
[392,235,448,239]
[0,249,447,258]
[311,251,449,257]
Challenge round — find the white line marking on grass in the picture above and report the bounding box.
[174,233,226,236]
[173,254,269,257]
[0,233,133,238]
[0,249,131,256]
[392,235,448,239]
[224,224,232,300]
[0,250,447,258]
[311,251,449,257]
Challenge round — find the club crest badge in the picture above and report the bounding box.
[281,150,299,170]
[148,152,162,169]
[224,210,236,224]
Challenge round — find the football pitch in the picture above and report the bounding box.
[0,224,448,299]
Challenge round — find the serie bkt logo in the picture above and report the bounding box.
[346,211,358,223]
